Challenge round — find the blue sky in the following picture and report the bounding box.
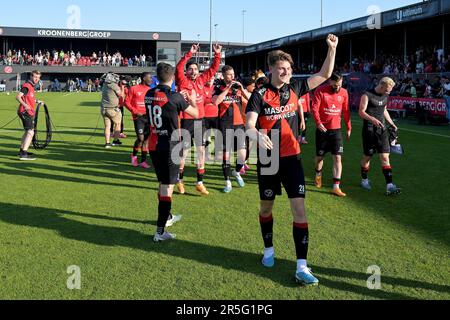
[0,0,421,43]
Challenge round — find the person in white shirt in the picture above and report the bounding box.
[416,61,424,74]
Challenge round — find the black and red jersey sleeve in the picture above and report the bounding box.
[290,79,310,98]
[172,92,190,112]
[246,90,263,115]
[20,86,29,95]
[212,85,222,98]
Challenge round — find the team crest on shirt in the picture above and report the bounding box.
[338,96,343,103]
[280,91,290,100]
[264,190,274,198]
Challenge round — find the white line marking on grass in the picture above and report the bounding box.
[395,127,450,139]
[0,128,97,133]
[351,119,450,139]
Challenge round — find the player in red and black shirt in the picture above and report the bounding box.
[311,73,351,197]
[203,77,220,161]
[213,65,251,193]
[145,63,199,242]
[246,34,339,286]
[298,92,311,145]
[241,76,259,174]
[125,72,152,169]
[16,70,43,161]
[175,43,223,196]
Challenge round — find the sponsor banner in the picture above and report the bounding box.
[342,17,371,33]
[388,97,447,117]
[37,29,112,39]
[0,27,180,41]
[441,0,450,14]
[311,24,342,39]
[383,1,439,26]
[0,84,6,92]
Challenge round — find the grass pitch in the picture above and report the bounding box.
[0,92,449,300]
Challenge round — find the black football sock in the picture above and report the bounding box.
[260,215,274,249]
[293,223,309,260]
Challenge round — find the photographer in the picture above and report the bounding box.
[101,73,124,148]
[110,76,129,139]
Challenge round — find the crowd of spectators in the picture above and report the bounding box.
[339,46,450,75]
[289,45,450,75]
[0,49,154,67]
[387,75,450,99]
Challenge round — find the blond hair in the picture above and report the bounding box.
[379,77,396,88]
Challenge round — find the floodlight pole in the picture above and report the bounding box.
[209,0,213,62]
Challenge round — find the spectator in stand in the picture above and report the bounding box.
[409,80,417,98]
[424,60,433,73]
[94,78,100,92]
[442,77,450,121]
[416,60,425,74]
[424,80,432,98]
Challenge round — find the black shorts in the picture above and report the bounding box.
[204,117,218,131]
[363,127,390,156]
[220,121,247,153]
[133,115,150,138]
[150,150,180,185]
[316,129,344,157]
[18,111,35,131]
[257,155,306,201]
[181,119,205,148]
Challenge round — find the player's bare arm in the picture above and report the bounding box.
[16,93,31,112]
[359,94,383,128]
[307,34,338,90]
[384,109,398,131]
[246,112,273,150]
[181,89,199,119]
[212,84,232,106]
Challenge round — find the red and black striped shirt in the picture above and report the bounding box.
[246,79,310,158]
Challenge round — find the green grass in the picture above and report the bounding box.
[0,91,449,300]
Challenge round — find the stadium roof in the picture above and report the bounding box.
[227,0,450,57]
[181,40,251,47]
[0,26,181,41]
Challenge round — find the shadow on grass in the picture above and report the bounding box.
[78,101,101,107]
[1,202,448,299]
[0,164,156,191]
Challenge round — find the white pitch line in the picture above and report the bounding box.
[350,120,450,139]
[0,128,97,133]
[394,127,450,139]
